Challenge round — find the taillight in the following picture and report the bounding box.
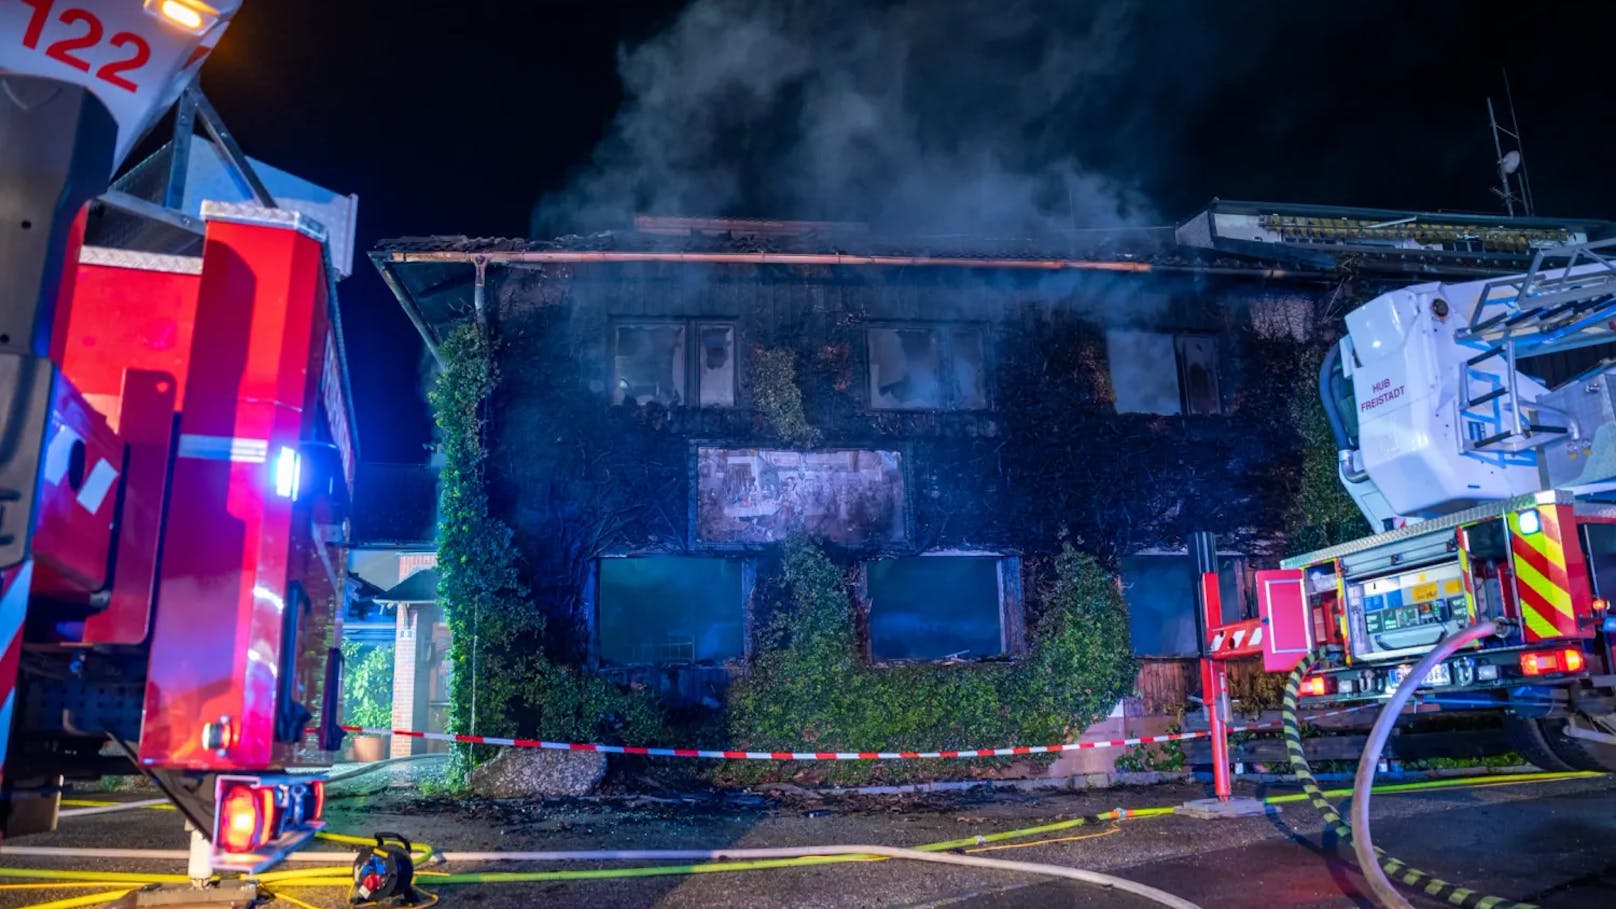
[1520,647,1587,677]
[1298,676,1329,697]
[310,780,325,822]
[217,785,270,854]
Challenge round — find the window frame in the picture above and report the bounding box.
[856,551,1025,665]
[588,553,756,668]
[864,321,992,412]
[610,317,738,408]
[1105,329,1223,416]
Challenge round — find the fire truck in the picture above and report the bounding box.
[1,0,356,876]
[1256,244,1616,773]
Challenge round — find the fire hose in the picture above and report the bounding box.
[1281,623,1539,909]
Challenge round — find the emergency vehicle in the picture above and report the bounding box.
[1,0,357,876]
[1257,244,1616,773]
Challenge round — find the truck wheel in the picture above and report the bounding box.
[1543,717,1616,773]
[1503,716,1576,771]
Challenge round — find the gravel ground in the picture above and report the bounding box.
[2,768,1613,908]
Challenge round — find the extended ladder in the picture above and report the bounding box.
[1457,241,1616,460]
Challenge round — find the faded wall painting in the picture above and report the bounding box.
[696,448,907,545]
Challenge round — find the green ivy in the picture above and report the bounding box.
[340,640,393,730]
[430,324,662,783]
[751,348,821,447]
[1286,348,1365,552]
[724,537,1138,785]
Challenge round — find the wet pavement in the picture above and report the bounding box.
[2,770,1613,908]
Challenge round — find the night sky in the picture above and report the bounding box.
[193,1,1616,463]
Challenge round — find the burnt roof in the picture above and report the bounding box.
[373,200,1616,358]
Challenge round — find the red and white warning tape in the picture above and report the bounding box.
[334,704,1372,761]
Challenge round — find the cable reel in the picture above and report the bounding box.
[350,832,424,907]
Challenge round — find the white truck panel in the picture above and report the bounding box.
[0,1,241,167]
[1346,280,1544,517]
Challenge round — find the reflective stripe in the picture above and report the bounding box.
[1,563,34,785]
[77,459,119,514]
[177,434,268,464]
[78,246,203,276]
[42,425,79,487]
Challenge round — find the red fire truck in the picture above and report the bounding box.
[1254,248,1616,773]
[2,0,356,875]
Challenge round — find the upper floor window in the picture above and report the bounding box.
[867,324,987,411]
[613,320,735,407]
[1105,330,1221,416]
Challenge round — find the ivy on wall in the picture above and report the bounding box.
[724,536,1137,784]
[430,324,661,778]
[1285,347,1367,552]
[751,347,821,447]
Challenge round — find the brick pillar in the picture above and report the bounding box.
[390,605,420,758]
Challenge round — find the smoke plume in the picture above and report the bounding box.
[534,0,1186,238]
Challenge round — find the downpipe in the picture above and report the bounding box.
[1350,621,1501,909]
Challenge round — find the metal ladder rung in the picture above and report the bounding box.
[1526,423,1568,435]
[1467,347,1505,366]
[1504,309,1541,327]
[1466,387,1508,407]
[1471,311,1510,332]
[1472,430,1514,448]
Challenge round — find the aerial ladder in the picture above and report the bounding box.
[1248,239,1616,774]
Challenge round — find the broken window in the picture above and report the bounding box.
[597,557,746,665]
[698,323,735,406]
[612,320,735,407]
[1120,553,1246,657]
[1106,330,1222,415]
[865,555,1015,661]
[867,325,988,410]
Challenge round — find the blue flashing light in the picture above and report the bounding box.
[274,446,299,499]
[1517,508,1542,535]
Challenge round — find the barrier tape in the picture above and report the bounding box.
[333,704,1373,761]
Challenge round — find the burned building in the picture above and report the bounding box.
[375,202,1613,704]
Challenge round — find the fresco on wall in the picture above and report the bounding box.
[696,447,906,545]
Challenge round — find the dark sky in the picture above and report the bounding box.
[193,1,1616,463]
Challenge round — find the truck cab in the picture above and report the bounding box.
[2,0,359,875]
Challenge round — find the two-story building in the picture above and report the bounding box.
[373,202,1613,710]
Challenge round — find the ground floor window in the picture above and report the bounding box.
[863,555,1019,661]
[1121,552,1246,657]
[597,557,747,665]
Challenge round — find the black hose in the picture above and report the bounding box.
[1318,345,1355,453]
[1281,650,1539,909]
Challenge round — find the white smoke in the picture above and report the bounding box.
[533,0,1166,238]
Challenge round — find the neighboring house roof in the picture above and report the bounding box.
[376,568,440,605]
[350,462,438,547]
[371,201,1616,359]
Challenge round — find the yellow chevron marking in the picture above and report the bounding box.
[1516,553,1575,620]
[1520,603,1562,640]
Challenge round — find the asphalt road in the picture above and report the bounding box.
[2,773,1614,908]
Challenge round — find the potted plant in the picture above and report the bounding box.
[342,641,394,762]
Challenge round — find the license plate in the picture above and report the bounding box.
[1391,662,1451,688]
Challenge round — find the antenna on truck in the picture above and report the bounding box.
[1488,69,1535,217]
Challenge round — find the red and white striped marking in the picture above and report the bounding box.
[335,705,1371,761]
